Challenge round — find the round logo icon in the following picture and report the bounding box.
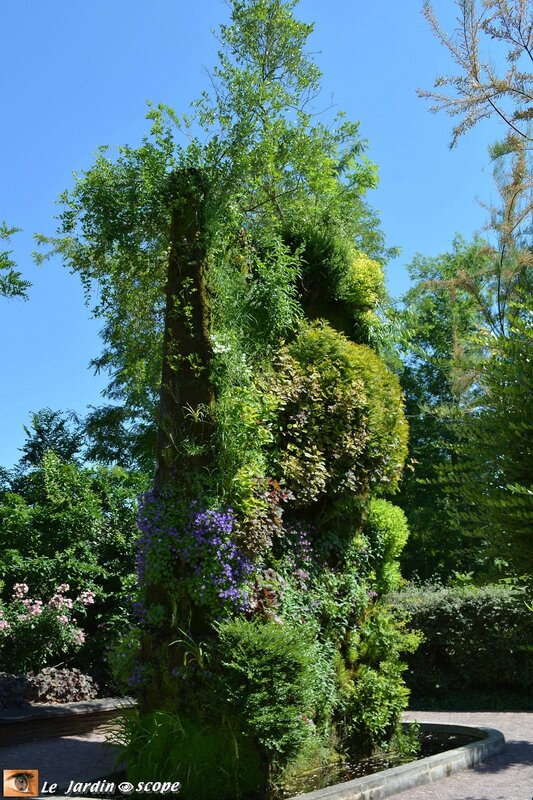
[118,781,135,794]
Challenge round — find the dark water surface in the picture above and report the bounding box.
[277,730,480,798]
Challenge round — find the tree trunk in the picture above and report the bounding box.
[141,168,215,713]
[154,168,214,490]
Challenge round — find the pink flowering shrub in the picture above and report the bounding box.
[0,582,93,674]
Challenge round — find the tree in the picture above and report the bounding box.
[0,449,147,683]
[404,32,532,578]
[441,301,533,579]
[398,140,532,579]
[17,408,85,469]
[0,223,30,300]
[483,136,533,329]
[44,1,413,795]
[419,0,533,147]
[397,239,487,579]
[36,1,393,453]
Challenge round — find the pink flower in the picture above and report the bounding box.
[78,590,96,606]
[22,599,43,616]
[12,583,29,599]
[0,620,11,631]
[72,629,85,645]
[48,595,72,610]
[55,583,70,594]
[58,614,69,625]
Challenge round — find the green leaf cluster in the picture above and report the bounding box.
[263,322,407,507]
[364,499,410,594]
[0,222,30,300]
[0,451,146,681]
[216,617,336,768]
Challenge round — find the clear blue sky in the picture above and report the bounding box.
[1,0,504,469]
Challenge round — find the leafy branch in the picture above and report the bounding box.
[0,222,30,300]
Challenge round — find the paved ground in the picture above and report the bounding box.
[0,724,121,795]
[396,711,533,800]
[0,711,531,799]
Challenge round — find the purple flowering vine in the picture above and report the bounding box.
[136,493,255,617]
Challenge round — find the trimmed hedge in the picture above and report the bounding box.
[388,584,533,696]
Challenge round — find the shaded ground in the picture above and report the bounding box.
[0,724,120,796]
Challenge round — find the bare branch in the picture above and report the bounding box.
[419,0,533,146]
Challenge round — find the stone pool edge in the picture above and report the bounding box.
[285,721,506,800]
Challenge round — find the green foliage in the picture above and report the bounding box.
[216,617,336,772]
[397,239,498,580]
[440,304,533,580]
[84,404,157,472]
[300,570,369,647]
[0,222,30,300]
[211,231,303,363]
[364,499,410,594]
[17,408,85,468]
[397,136,532,584]
[38,0,392,462]
[283,216,387,342]
[0,452,146,680]
[107,626,142,694]
[187,0,387,250]
[265,322,407,505]
[389,583,533,697]
[113,709,263,800]
[343,662,410,753]
[354,604,422,668]
[337,604,421,754]
[35,133,178,463]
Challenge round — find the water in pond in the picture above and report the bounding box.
[275,730,481,798]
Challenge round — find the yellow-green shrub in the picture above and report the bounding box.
[265,322,408,505]
[365,499,410,593]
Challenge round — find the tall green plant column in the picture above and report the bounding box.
[155,168,214,489]
[142,169,216,712]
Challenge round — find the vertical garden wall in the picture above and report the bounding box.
[48,1,417,796]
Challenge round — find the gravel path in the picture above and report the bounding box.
[395,711,533,800]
